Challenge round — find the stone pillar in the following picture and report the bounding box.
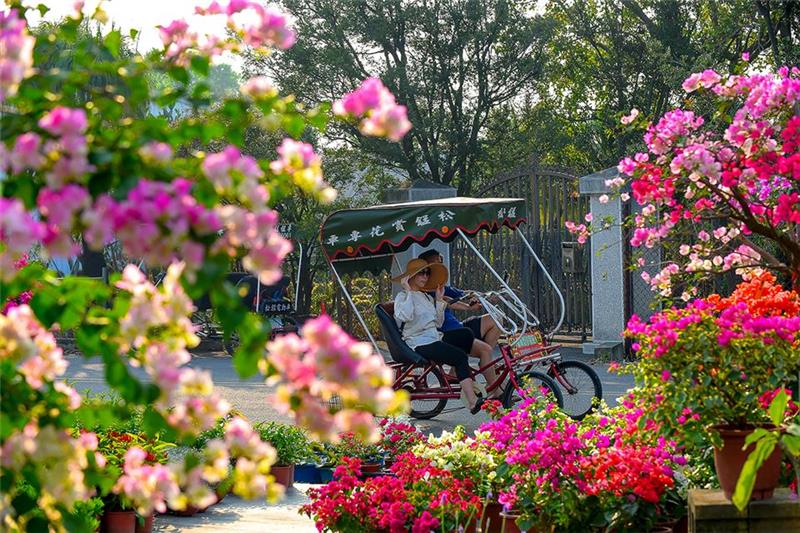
[579,168,625,357]
[384,180,457,294]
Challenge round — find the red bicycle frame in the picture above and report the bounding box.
[391,341,561,401]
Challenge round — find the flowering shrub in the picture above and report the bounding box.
[411,426,499,497]
[568,66,800,294]
[301,455,481,532]
[477,392,684,532]
[0,1,410,529]
[624,273,800,439]
[378,418,424,459]
[254,422,311,466]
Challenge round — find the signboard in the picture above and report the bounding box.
[277,224,293,239]
[261,299,293,315]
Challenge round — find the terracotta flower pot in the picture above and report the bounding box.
[480,501,504,533]
[713,424,782,500]
[361,462,382,473]
[134,514,153,533]
[271,464,295,488]
[498,510,522,533]
[101,510,136,533]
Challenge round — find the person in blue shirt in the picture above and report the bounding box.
[419,250,501,398]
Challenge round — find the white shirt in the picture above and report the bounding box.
[393,290,447,349]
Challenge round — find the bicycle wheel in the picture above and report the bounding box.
[548,360,603,420]
[401,366,448,420]
[502,370,563,411]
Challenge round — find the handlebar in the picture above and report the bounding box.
[459,288,540,344]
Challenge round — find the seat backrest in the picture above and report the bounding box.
[374,303,428,366]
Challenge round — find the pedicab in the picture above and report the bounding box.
[319,197,602,420]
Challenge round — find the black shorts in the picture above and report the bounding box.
[463,316,483,342]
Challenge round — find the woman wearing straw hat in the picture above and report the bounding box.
[392,258,485,414]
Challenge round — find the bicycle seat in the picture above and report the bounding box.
[375,303,428,366]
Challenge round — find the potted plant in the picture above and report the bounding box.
[334,432,384,474]
[733,388,800,510]
[378,418,423,467]
[624,272,800,500]
[255,422,311,488]
[95,428,174,526]
[301,455,481,531]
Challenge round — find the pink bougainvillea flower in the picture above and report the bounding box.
[334,77,411,142]
[0,9,35,103]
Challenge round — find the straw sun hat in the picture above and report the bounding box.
[392,258,448,291]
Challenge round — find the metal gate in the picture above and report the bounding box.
[451,161,592,340]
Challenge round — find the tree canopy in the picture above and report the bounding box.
[245,0,554,194]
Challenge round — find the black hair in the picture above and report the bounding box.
[418,249,442,262]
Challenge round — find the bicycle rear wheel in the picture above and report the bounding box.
[402,366,448,420]
[548,360,603,420]
[502,370,563,411]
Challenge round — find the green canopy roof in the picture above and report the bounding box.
[320,197,526,273]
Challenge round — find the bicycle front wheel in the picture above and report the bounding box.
[549,360,603,420]
[502,370,563,411]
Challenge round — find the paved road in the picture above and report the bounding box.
[64,346,634,434]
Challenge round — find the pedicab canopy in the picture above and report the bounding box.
[320,197,527,274]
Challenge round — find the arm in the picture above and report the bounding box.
[393,291,416,323]
[434,284,447,327]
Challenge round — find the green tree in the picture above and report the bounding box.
[244,0,554,194]
[478,0,800,182]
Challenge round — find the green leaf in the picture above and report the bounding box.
[282,114,306,138]
[168,65,190,84]
[190,55,210,76]
[732,437,777,511]
[782,434,800,456]
[232,314,270,378]
[36,3,50,17]
[142,408,177,442]
[129,28,139,40]
[104,29,122,58]
[11,491,37,515]
[744,428,770,446]
[768,389,789,426]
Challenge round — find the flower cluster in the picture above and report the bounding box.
[477,393,683,531]
[0,305,68,390]
[1,255,32,314]
[624,273,800,430]
[160,0,295,66]
[569,67,800,292]
[115,263,232,434]
[265,315,406,442]
[334,77,412,141]
[302,455,480,532]
[38,106,95,187]
[270,138,336,202]
[379,419,424,458]
[411,426,498,497]
[212,204,292,285]
[111,417,281,514]
[1,425,98,519]
[102,179,222,272]
[0,9,34,102]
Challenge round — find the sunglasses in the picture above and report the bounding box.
[418,268,432,276]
